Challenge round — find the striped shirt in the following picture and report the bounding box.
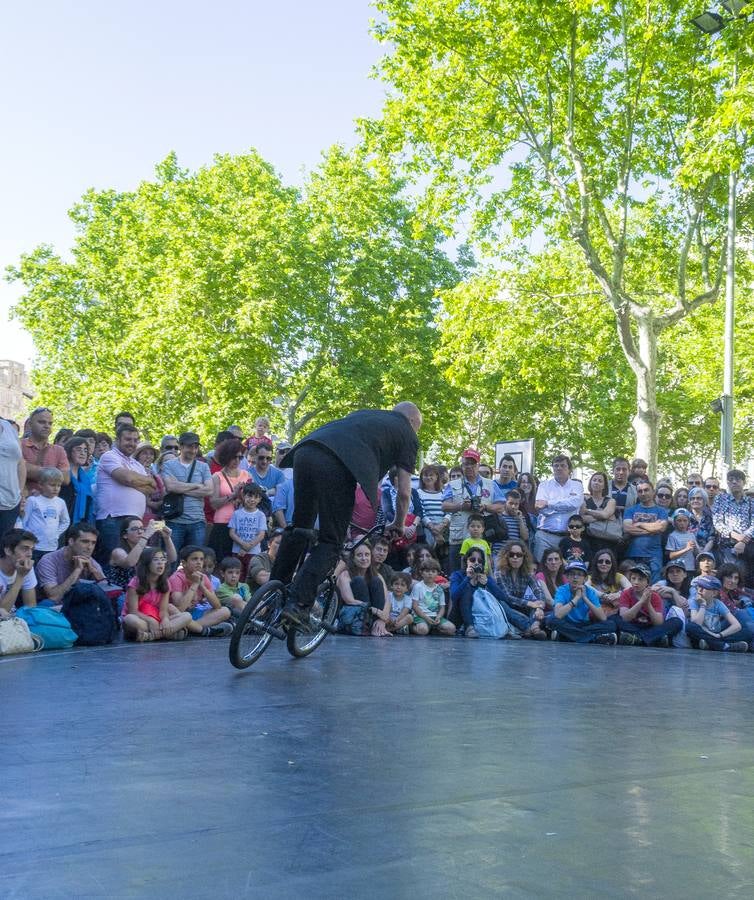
[417,489,445,524]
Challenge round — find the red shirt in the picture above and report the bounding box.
[21,438,69,494]
[618,587,663,627]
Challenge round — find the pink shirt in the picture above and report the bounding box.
[213,469,250,524]
[96,447,148,519]
[168,569,213,609]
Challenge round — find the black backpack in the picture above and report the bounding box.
[62,582,118,646]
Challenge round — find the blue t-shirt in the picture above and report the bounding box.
[249,465,285,494]
[271,477,294,525]
[688,595,729,632]
[554,583,602,624]
[624,504,668,557]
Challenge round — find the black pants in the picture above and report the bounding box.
[0,504,20,538]
[271,444,357,609]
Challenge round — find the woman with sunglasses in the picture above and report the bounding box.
[449,547,529,638]
[587,549,629,624]
[494,540,547,638]
[208,439,250,561]
[688,487,714,552]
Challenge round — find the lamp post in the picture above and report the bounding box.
[691,1,749,468]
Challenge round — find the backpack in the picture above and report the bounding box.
[15,606,78,650]
[471,587,510,639]
[62,582,118,646]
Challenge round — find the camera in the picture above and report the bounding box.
[470,495,482,512]
[472,563,484,574]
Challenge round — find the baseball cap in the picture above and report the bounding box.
[276,440,292,451]
[671,507,692,521]
[696,575,722,591]
[178,431,201,445]
[628,562,651,579]
[462,447,481,463]
[696,551,715,563]
[564,560,588,574]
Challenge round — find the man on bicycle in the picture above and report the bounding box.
[271,402,422,627]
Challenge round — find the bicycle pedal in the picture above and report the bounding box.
[267,625,287,640]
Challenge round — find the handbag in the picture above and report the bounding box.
[160,459,196,520]
[0,616,43,655]
[15,606,78,650]
[587,515,623,543]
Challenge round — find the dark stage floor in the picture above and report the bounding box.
[2,635,754,898]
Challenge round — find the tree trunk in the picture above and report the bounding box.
[631,314,661,479]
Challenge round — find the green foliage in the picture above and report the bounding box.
[8,147,459,446]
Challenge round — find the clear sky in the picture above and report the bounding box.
[0,0,385,365]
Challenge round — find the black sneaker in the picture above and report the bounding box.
[281,602,311,629]
[727,641,749,653]
[594,633,617,646]
[619,633,642,646]
[207,622,233,637]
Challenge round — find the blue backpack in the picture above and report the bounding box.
[471,588,510,639]
[15,606,78,650]
[62,582,118,646]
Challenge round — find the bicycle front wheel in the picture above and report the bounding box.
[286,579,338,658]
[229,581,285,670]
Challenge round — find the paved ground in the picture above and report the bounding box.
[2,634,754,899]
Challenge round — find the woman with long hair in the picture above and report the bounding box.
[449,546,530,637]
[336,542,390,636]
[536,548,566,606]
[587,548,629,623]
[495,540,547,638]
[104,516,177,591]
[580,471,619,553]
[517,472,539,537]
[416,464,448,552]
[122,546,192,642]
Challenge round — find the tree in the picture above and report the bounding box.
[8,147,459,444]
[370,0,753,474]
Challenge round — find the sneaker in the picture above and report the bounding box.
[507,628,523,640]
[727,641,749,653]
[526,628,547,641]
[619,633,642,646]
[172,628,189,641]
[281,602,311,629]
[698,639,710,650]
[465,626,479,639]
[549,629,559,641]
[594,633,617,646]
[207,622,233,637]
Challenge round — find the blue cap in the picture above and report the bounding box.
[696,575,722,591]
[564,560,588,574]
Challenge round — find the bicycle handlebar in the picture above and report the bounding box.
[344,523,385,552]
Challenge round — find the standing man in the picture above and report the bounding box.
[161,432,213,553]
[533,454,584,562]
[495,454,519,498]
[608,457,637,520]
[272,403,423,627]
[95,424,156,562]
[248,442,285,498]
[712,469,754,584]
[21,407,70,495]
[623,480,668,582]
[704,477,721,502]
[442,448,503,574]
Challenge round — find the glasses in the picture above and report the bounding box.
[597,558,612,565]
[256,455,271,461]
[657,493,671,499]
[568,524,585,530]
[508,551,524,558]
[128,526,145,533]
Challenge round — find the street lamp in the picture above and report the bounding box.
[691,4,751,468]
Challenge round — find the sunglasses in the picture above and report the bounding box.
[507,551,524,558]
[657,493,671,499]
[256,455,272,461]
[597,558,612,564]
[568,524,585,530]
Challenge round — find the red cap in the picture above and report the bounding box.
[461,447,481,462]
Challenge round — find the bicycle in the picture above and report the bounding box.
[228,523,384,670]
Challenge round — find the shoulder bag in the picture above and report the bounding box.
[0,616,43,655]
[161,459,197,520]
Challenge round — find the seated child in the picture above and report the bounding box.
[122,546,192,642]
[168,545,232,636]
[216,556,252,616]
[688,551,717,604]
[617,562,682,647]
[686,574,752,652]
[460,513,491,562]
[386,571,414,635]
[410,559,455,636]
[22,468,70,559]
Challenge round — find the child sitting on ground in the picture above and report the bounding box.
[22,468,70,560]
[216,556,252,617]
[122,546,192,642]
[410,558,456,636]
[168,545,233,637]
[460,513,492,562]
[386,571,414,635]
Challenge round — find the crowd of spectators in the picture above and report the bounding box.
[2,407,754,656]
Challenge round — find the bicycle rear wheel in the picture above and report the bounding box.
[229,581,285,670]
[286,579,338,658]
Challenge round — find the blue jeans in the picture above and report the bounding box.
[619,618,682,646]
[168,520,207,556]
[687,621,754,650]
[544,613,617,644]
[95,515,130,564]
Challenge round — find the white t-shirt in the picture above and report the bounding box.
[0,566,38,611]
[388,591,412,619]
[22,495,70,551]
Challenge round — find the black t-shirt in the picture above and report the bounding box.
[289,409,419,509]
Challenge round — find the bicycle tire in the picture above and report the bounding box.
[229,581,285,670]
[286,579,338,658]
